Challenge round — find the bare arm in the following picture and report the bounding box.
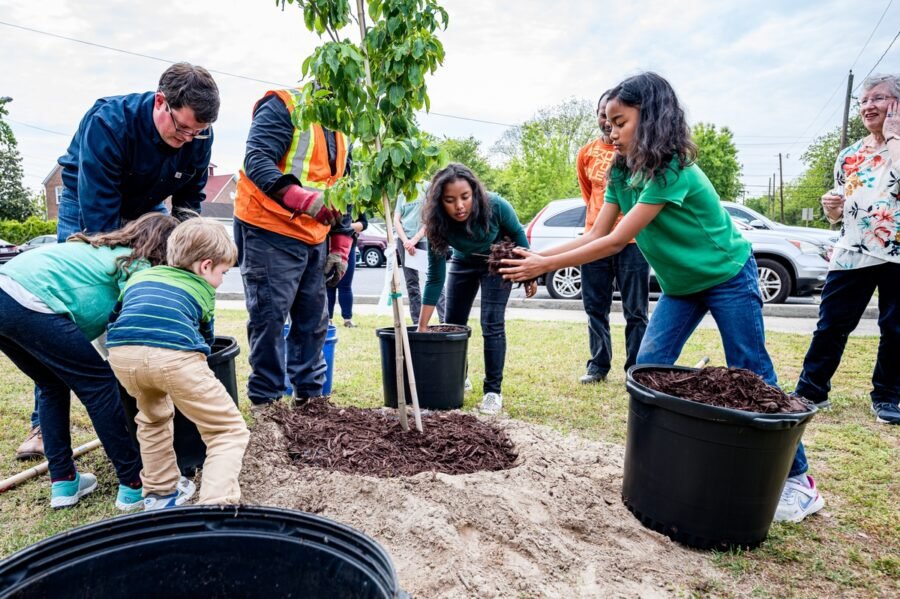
[500,203,664,282]
[417,304,436,332]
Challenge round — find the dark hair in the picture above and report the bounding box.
[597,89,612,113]
[423,163,492,255]
[158,62,220,124]
[607,72,697,185]
[68,212,179,274]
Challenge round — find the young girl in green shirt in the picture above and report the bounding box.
[501,72,823,524]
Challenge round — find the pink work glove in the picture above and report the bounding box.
[324,234,353,287]
[282,185,341,225]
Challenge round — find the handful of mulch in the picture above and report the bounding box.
[486,238,537,288]
[270,397,518,477]
[633,367,810,414]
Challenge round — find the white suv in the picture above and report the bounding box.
[525,198,831,303]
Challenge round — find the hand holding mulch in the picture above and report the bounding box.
[487,238,537,297]
[633,367,810,413]
[270,397,518,477]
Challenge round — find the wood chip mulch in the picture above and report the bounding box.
[487,237,536,287]
[632,366,810,413]
[270,397,518,477]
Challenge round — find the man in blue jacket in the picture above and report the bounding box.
[14,62,220,461]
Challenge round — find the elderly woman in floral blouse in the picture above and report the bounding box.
[793,73,900,427]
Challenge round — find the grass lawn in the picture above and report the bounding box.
[0,309,896,597]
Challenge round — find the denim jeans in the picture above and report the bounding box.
[236,220,328,402]
[796,262,900,407]
[581,243,649,375]
[327,243,357,320]
[636,256,808,477]
[444,257,512,395]
[0,290,141,483]
[397,239,445,325]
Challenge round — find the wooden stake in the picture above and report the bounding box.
[0,439,102,494]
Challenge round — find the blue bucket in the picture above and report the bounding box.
[284,323,338,396]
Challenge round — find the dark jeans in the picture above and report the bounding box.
[636,256,808,477]
[444,257,512,395]
[327,243,357,320]
[397,239,445,324]
[795,262,900,407]
[580,243,649,375]
[236,220,328,403]
[0,290,141,483]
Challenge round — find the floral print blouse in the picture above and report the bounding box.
[830,138,900,270]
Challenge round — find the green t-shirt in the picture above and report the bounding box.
[604,161,751,296]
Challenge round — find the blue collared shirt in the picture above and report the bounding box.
[58,91,213,233]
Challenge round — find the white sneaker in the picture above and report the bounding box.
[479,392,503,415]
[773,474,824,523]
[143,476,196,511]
[464,377,473,393]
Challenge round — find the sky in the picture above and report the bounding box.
[1,0,898,201]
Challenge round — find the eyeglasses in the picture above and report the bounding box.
[859,94,896,107]
[164,101,211,139]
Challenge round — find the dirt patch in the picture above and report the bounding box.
[242,408,722,597]
[633,366,810,413]
[271,399,517,476]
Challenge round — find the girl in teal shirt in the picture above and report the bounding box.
[501,72,823,524]
[0,213,177,509]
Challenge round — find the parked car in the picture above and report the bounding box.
[18,234,57,252]
[525,198,831,303]
[721,201,838,248]
[356,222,387,267]
[0,239,20,263]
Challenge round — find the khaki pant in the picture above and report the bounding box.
[108,346,250,504]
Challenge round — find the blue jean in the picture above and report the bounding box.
[236,220,328,403]
[444,257,512,395]
[636,256,808,477]
[796,262,900,407]
[327,243,357,320]
[581,243,649,375]
[0,290,142,483]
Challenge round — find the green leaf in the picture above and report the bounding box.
[388,84,405,107]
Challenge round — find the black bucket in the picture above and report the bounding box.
[623,365,817,549]
[119,336,241,476]
[0,505,407,598]
[376,326,471,410]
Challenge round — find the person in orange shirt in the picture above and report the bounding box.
[575,92,650,383]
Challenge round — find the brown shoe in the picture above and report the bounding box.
[15,426,44,460]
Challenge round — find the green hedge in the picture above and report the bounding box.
[0,217,57,245]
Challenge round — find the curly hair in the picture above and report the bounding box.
[423,163,492,255]
[607,72,697,186]
[67,212,179,274]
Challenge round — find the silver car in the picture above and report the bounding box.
[526,198,831,303]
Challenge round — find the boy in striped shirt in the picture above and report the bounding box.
[107,218,250,510]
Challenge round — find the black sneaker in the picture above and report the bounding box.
[872,402,900,425]
[579,372,606,385]
[790,392,829,410]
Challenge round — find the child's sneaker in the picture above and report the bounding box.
[115,484,144,511]
[464,377,473,393]
[50,472,97,509]
[479,392,503,415]
[143,477,196,512]
[774,474,824,523]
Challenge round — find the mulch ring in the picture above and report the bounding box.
[269,397,518,477]
[633,366,810,413]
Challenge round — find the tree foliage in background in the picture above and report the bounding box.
[0,216,56,245]
[0,99,41,222]
[692,122,742,202]
[283,0,448,218]
[437,135,497,189]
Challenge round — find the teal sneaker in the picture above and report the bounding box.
[50,472,97,509]
[115,484,144,511]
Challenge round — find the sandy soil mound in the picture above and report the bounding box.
[241,409,722,598]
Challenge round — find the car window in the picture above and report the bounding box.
[724,206,754,225]
[544,207,586,228]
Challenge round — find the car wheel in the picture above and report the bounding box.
[364,247,384,268]
[546,267,582,300]
[755,258,790,304]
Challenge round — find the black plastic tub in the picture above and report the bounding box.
[0,505,407,598]
[623,365,817,550]
[119,336,241,475]
[376,326,471,410]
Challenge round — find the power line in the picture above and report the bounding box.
[850,0,894,70]
[7,118,69,137]
[855,27,900,89]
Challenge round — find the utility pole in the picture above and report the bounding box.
[778,153,784,223]
[839,70,854,151]
[769,174,775,218]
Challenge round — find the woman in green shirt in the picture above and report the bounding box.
[419,163,536,415]
[501,72,823,524]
